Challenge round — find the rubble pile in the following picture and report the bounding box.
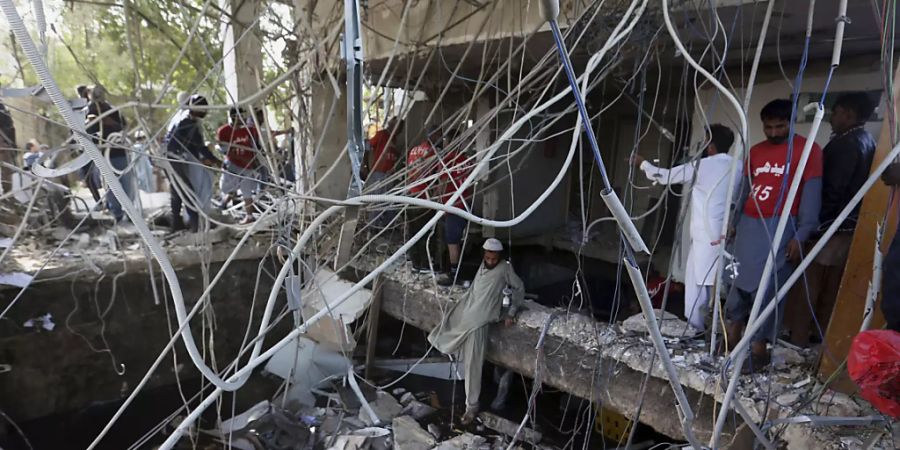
[205,380,550,450]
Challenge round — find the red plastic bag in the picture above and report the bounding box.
[847,330,900,418]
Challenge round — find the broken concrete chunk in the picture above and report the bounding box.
[392,387,408,397]
[478,411,542,443]
[434,432,488,450]
[399,392,416,405]
[772,346,805,367]
[328,434,369,450]
[360,391,403,426]
[401,400,437,421]
[427,423,441,440]
[392,415,436,450]
[621,310,699,338]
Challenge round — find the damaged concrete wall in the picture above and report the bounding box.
[0,258,287,422]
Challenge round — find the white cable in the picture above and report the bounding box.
[0,0,252,392]
[85,205,278,449]
[160,19,651,446]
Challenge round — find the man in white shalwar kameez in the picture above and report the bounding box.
[428,238,524,424]
[633,124,738,332]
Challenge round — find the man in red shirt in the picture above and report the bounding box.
[725,99,823,372]
[217,107,261,224]
[366,117,403,187]
[365,117,403,227]
[406,127,441,272]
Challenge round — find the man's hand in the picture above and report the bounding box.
[503,317,515,327]
[202,158,220,168]
[882,162,900,187]
[785,239,803,264]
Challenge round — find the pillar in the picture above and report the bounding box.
[221,0,263,102]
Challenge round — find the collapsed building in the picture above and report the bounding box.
[0,0,899,449]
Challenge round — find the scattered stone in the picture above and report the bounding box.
[400,392,416,405]
[817,391,861,417]
[360,391,403,426]
[478,412,542,443]
[401,400,437,421]
[434,433,488,450]
[772,346,805,368]
[776,391,801,406]
[621,310,699,338]
[370,435,392,450]
[427,423,441,440]
[343,416,368,429]
[319,415,344,436]
[392,387,408,397]
[328,434,368,450]
[392,415,436,450]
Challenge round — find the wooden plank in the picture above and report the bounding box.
[818,64,900,390]
[334,205,360,270]
[364,275,385,380]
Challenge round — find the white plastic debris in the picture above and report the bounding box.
[23,313,54,331]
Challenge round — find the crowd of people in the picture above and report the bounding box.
[66,85,288,231]
[634,93,890,373]
[361,119,476,286]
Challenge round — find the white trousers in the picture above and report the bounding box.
[684,241,717,331]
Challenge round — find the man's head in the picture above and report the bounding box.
[830,92,875,134]
[387,116,404,133]
[76,85,90,99]
[89,85,107,102]
[706,124,734,156]
[188,95,209,119]
[229,107,245,125]
[39,144,49,153]
[24,141,35,152]
[482,238,503,269]
[760,99,793,144]
[426,126,442,145]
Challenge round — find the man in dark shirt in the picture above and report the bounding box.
[86,85,133,223]
[165,94,219,231]
[786,93,876,346]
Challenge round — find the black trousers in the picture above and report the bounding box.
[407,208,438,270]
[168,157,198,226]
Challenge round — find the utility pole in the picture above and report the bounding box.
[335,0,365,269]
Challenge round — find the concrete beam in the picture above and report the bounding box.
[350,266,742,444]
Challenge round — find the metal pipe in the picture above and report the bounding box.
[624,259,701,449]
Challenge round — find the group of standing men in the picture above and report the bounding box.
[363,120,474,285]
[163,96,270,231]
[636,93,882,372]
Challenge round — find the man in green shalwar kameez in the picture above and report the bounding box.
[428,238,525,424]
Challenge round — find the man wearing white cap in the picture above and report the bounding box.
[428,238,525,424]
